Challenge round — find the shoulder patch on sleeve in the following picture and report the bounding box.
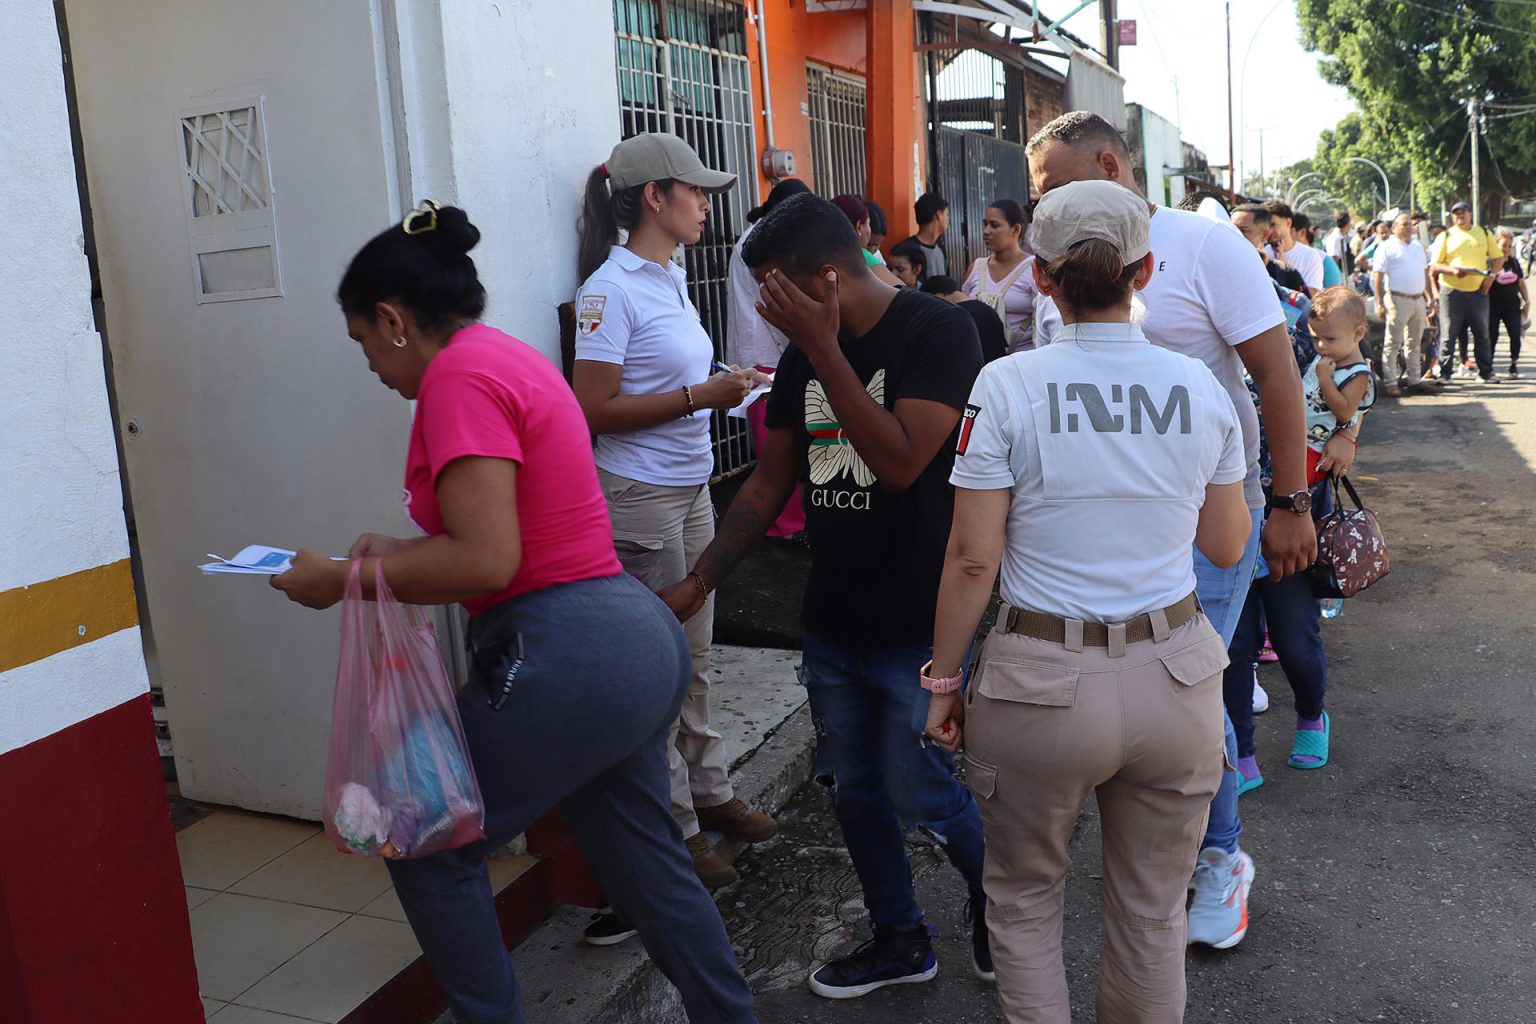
[577,295,607,335]
[956,403,981,456]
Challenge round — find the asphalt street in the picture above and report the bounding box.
[714,376,1536,1023]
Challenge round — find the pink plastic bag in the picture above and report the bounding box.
[323,560,486,858]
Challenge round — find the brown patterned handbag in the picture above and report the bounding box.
[1309,475,1390,598]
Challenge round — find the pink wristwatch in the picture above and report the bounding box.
[919,660,963,694]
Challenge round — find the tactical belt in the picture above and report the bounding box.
[999,592,1200,647]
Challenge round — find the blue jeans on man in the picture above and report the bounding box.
[800,630,988,928]
[1191,506,1265,854]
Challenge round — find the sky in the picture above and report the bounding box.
[1046,0,1358,185]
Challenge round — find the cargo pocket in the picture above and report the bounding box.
[1159,635,1230,688]
[963,753,998,800]
[612,533,668,587]
[976,657,1080,707]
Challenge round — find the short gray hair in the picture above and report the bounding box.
[1497,225,1516,239]
[1025,110,1130,159]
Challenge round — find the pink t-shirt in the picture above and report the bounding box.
[404,325,622,615]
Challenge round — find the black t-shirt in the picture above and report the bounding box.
[765,288,983,647]
[1489,256,1524,314]
[957,300,1008,363]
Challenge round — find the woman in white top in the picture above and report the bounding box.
[573,133,775,893]
[726,177,810,538]
[923,180,1252,1024]
[963,199,1038,352]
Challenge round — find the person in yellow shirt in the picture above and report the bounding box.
[1429,201,1505,383]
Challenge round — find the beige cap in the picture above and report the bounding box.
[604,133,736,193]
[1029,180,1150,265]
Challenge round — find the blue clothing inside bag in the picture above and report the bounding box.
[379,708,478,855]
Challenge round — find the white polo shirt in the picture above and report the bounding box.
[953,322,1245,622]
[1371,236,1429,296]
[575,245,715,486]
[1034,206,1283,510]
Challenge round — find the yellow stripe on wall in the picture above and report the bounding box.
[0,559,139,674]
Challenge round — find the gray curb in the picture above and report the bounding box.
[441,703,816,1024]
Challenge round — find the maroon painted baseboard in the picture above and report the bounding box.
[0,695,202,1023]
[341,810,601,1024]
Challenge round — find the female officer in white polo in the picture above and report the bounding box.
[922,179,1253,1024]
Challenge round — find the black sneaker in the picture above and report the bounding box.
[965,895,995,982]
[582,908,637,947]
[808,925,937,999]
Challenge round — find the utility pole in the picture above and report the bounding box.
[1225,1,1236,202]
[1258,128,1265,194]
[1101,0,1120,70]
[1468,98,1482,221]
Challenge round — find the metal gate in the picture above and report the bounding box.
[934,128,1031,274]
[613,0,760,479]
[807,64,867,198]
[925,41,1030,275]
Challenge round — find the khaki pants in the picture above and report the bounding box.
[599,468,733,837]
[1383,293,1428,382]
[964,610,1228,1024]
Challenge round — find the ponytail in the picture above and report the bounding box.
[577,166,619,285]
[576,166,676,284]
[1042,238,1140,311]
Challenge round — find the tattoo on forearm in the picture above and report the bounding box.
[696,486,776,584]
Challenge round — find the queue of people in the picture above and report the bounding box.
[265,115,1411,1023]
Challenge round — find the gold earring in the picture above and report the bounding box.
[394,336,408,348]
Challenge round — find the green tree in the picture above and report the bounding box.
[1296,0,1536,216]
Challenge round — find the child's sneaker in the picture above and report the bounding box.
[1252,671,1270,714]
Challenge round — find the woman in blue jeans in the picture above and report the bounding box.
[272,203,755,1024]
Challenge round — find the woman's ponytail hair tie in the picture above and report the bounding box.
[402,199,441,236]
[599,163,610,180]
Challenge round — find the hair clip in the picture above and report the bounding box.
[402,199,441,236]
[599,162,610,180]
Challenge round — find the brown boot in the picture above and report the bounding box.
[686,832,738,888]
[696,797,778,843]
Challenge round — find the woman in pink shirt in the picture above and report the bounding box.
[962,199,1037,352]
[271,203,756,1024]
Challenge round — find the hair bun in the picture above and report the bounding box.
[424,206,481,258]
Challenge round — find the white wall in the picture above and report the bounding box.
[1136,105,1188,208]
[0,1,150,754]
[424,0,623,363]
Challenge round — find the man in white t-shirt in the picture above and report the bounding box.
[1027,110,1336,954]
[1372,211,1434,395]
[1262,199,1324,292]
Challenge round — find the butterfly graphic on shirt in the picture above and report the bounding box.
[804,370,884,487]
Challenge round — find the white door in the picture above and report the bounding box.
[64,0,415,817]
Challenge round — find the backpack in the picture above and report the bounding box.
[970,256,1034,352]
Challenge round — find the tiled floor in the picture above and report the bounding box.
[178,811,534,1022]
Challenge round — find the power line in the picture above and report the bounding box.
[1395,0,1536,38]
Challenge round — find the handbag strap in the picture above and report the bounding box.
[1335,474,1365,510]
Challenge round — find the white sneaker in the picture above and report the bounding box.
[1252,673,1270,714]
[1188,847,1254,949]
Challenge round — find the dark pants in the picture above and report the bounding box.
[385,573,756,1024]
[1222,573,1328,759]
[1439,289,1494,380]
[801,630,988,929]
[1491,303,1523,368]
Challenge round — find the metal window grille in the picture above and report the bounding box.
[613,0,761,481]
[177,100,281,302]
[806,64,867,198]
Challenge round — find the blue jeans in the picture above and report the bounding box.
[801,630,988,930]
[1222,573,1328,758]
[384,574,755,1024]
[1191,506,1264,854]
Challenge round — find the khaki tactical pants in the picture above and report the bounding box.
[599,468,734,838]
[964,610,1228,1024]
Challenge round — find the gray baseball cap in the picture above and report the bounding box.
[1029,179,1151,265]
[604,133,736,193]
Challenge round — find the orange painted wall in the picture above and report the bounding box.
[744,1,867,199]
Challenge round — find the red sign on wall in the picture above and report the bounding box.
[1118,19,1137,45]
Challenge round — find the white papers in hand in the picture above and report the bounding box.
[726,372,775,419]
[199,545,297,576]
